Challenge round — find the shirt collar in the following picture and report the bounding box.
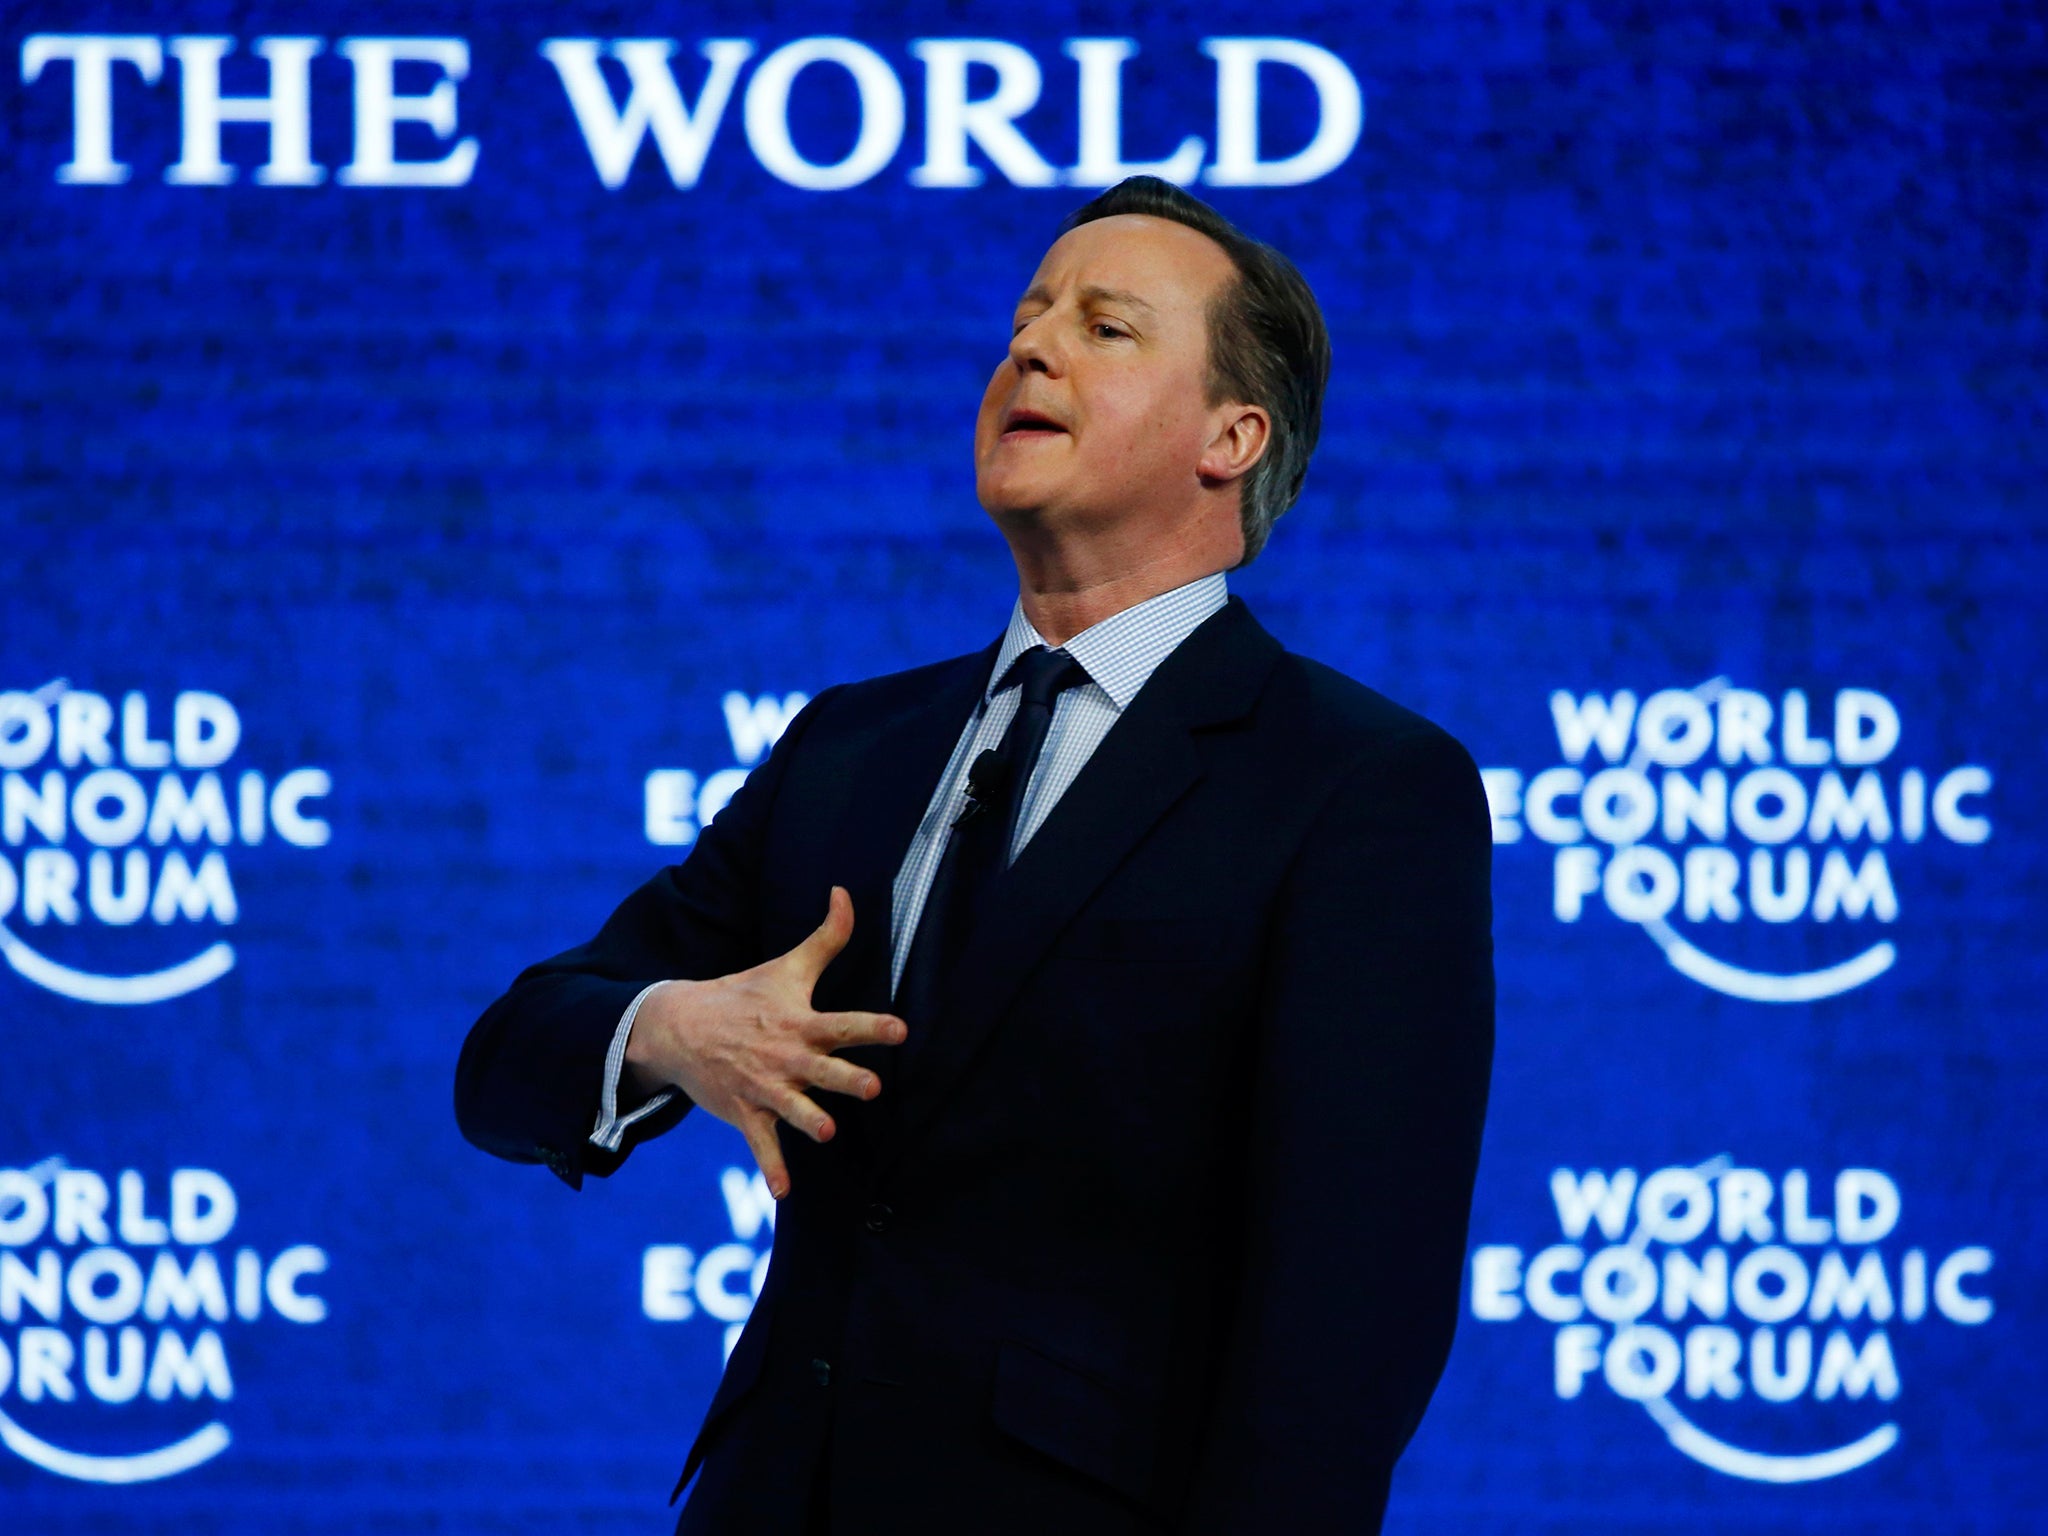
[986,571,1230,712]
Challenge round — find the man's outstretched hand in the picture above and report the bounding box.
[622,885,906,1198]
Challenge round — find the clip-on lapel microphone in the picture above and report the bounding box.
[953,749,1010,828]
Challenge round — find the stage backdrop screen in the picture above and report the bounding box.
[3,2,2042,1531]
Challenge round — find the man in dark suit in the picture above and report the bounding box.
[456,176,1493,1534]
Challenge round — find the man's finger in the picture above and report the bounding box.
[773,1087,835,1144]
[802,1053,882,1102]
[739,1109,790,1200]
[781,885,855,987]
[807,1009,909,1050]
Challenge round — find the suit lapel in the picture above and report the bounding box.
[892,597,1282,1148]
[816,641,998,1013]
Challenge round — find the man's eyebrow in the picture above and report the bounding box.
[1013,284,1160,318]
[1080,285,1158,318]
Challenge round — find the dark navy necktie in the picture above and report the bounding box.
[893,645,1091,1046]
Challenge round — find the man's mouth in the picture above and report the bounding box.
[1000,407,1067,439]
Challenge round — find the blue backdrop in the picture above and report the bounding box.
[3,2,2042,1531]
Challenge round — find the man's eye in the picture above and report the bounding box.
[1093,323,1126,340]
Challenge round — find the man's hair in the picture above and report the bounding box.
[1061,176,1331,565]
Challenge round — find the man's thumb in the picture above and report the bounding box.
[786,885,855,981]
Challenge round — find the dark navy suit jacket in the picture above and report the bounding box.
[455,596,1495,1534]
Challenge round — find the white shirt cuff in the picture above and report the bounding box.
[589,981,676,1152]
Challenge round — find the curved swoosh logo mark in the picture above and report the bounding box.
[0,1411,231,1484]
[0,924,235,1005]
[1642,1396,1898,1483]
[1641,919,1895,1004]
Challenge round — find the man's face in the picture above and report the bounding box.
[975,214,1243,552]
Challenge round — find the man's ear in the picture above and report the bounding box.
[1197,404,1271,486]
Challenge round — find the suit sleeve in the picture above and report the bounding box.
[453,685,840,1190]
[1186,727,1495,1527]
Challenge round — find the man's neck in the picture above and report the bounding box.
[1005,515,1239,646]
[1017,568,1224,646]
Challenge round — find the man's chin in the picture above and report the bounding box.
[974,474,1061,527]
[978,499,1046,538]
[979,497,1136,557]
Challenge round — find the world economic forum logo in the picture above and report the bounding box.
[643,690,808,849]
[640,1166,776,1366]
[1468,1160,1993,1483]
[1480,681,1992,1003]
[0,681,331,1006]
[0,1158,329,1484]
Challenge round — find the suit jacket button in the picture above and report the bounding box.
[863,1202,893,1233]
[811,1358,833,1388]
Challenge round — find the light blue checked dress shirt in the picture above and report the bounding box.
[591,571,1230,1151]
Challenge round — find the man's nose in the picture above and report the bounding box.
[1007,316,1061,376]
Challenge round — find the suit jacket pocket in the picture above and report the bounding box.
[990,1339,1160,1508]
[1062,916,1234,965]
